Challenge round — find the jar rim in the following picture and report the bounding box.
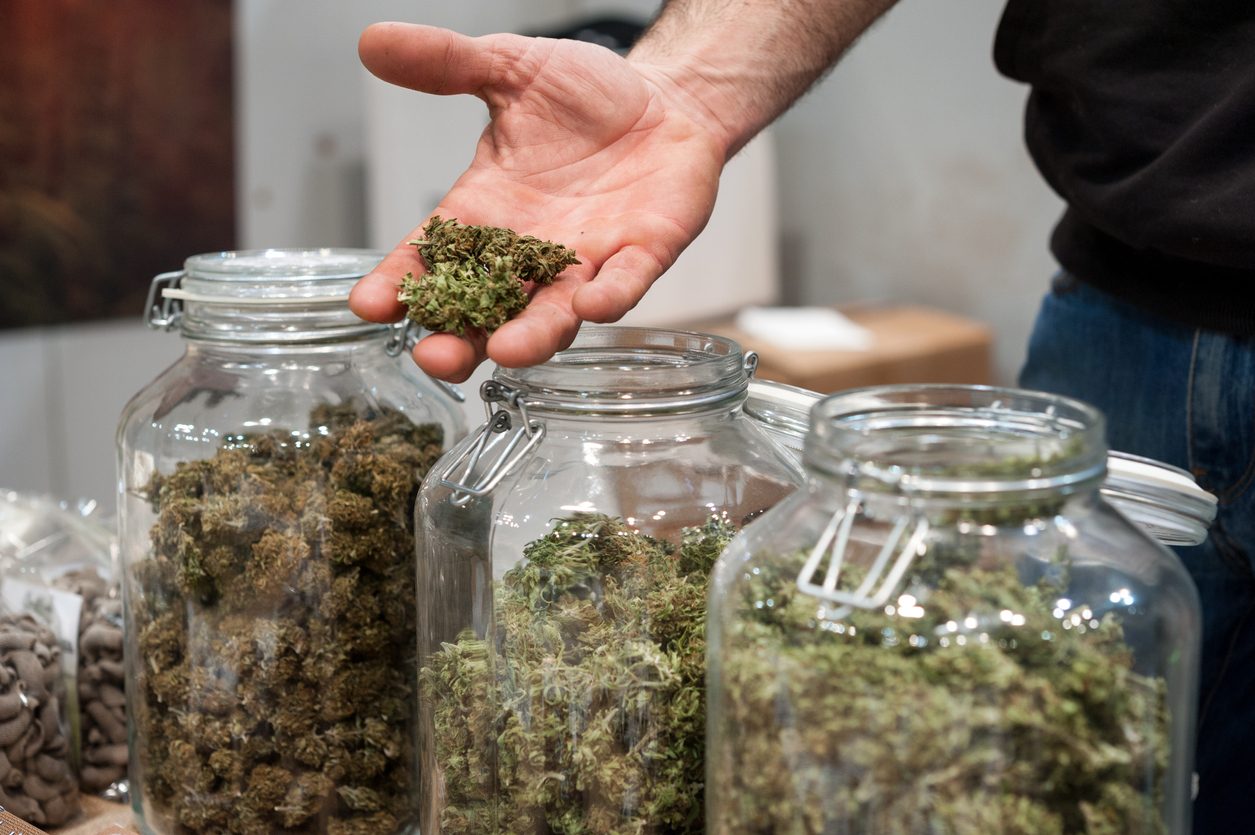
[492,326,751,415]
[184,248,385,286]
[806,384,1108,497]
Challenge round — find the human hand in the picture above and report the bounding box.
[349,22,729,381]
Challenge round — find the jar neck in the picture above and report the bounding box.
[490,326,753,418]
[178,300,390,344]
[804,385,1108,507]
[182,329,394,360]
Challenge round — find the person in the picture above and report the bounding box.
[347,2,1255,831]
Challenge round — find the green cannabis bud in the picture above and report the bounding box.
[397,256,528,336]
[710,542,1171,834]
[422,514,736,834]
[134,404,444,835]
[397,216,579,336]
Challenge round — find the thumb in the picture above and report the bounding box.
[358,22,508,98]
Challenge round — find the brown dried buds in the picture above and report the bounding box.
[135,405,444,834]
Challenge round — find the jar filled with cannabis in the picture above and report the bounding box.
[706,384,1202,834]
[415,326,802,834]
[117,249,466,835]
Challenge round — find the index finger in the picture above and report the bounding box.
[349,204,458,323]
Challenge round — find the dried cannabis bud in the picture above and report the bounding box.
[134,404,445,835]
[710,539,1170,834]
[398,256,528,336]
[397,216,579,336]
[422,514,736,834]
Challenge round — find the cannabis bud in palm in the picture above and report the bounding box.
[397,216,579,336]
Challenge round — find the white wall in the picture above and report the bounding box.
[234,0,600,250]
[774,0,1063,383]
[0,323,184,511]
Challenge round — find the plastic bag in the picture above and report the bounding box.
[0,491,126,807]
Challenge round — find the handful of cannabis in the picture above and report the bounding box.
[422,514,735,834]
[134,405,444,835]
[397,216,579,336]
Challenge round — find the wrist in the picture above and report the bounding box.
[627,44,780,161]
[628,0,900,159]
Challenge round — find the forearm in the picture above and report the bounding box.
[629,0,900,158]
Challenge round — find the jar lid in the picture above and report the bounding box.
[180,248,383,301]
[741,381,1218,547]
[146,248,388,341]
[745,379,817,452]
[1103,451,1218,546]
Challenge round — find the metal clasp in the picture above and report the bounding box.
[438,380,546,505]
[384,319,418,357]
[743,350,759,378]
[144,271,185,330]
[384,320,467,403]
[796,499,930,616]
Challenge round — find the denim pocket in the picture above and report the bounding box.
[1186,330,1255,509]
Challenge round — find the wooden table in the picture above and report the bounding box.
[58,797,136,835]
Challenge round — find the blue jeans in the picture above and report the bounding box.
[1019,274,1255,835]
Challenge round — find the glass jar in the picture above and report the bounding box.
[707,385,1202,834]
[415,326,803,834]
[117,249,465,835]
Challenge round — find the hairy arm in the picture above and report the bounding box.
[350,0,899,381]
[631,0,900,158]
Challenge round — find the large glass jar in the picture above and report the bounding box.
[707,385,1202,834]
[117,249,465,835]
[415,326,803,834]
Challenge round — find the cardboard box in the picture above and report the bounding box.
[690,305,993,393]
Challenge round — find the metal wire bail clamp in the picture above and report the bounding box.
[795,498,931,617]
[145,271,187,331]
[438,380,546,506]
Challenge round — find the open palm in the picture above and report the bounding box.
[349,22,728,381]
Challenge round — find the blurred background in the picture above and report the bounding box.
[0,0,1062,510]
